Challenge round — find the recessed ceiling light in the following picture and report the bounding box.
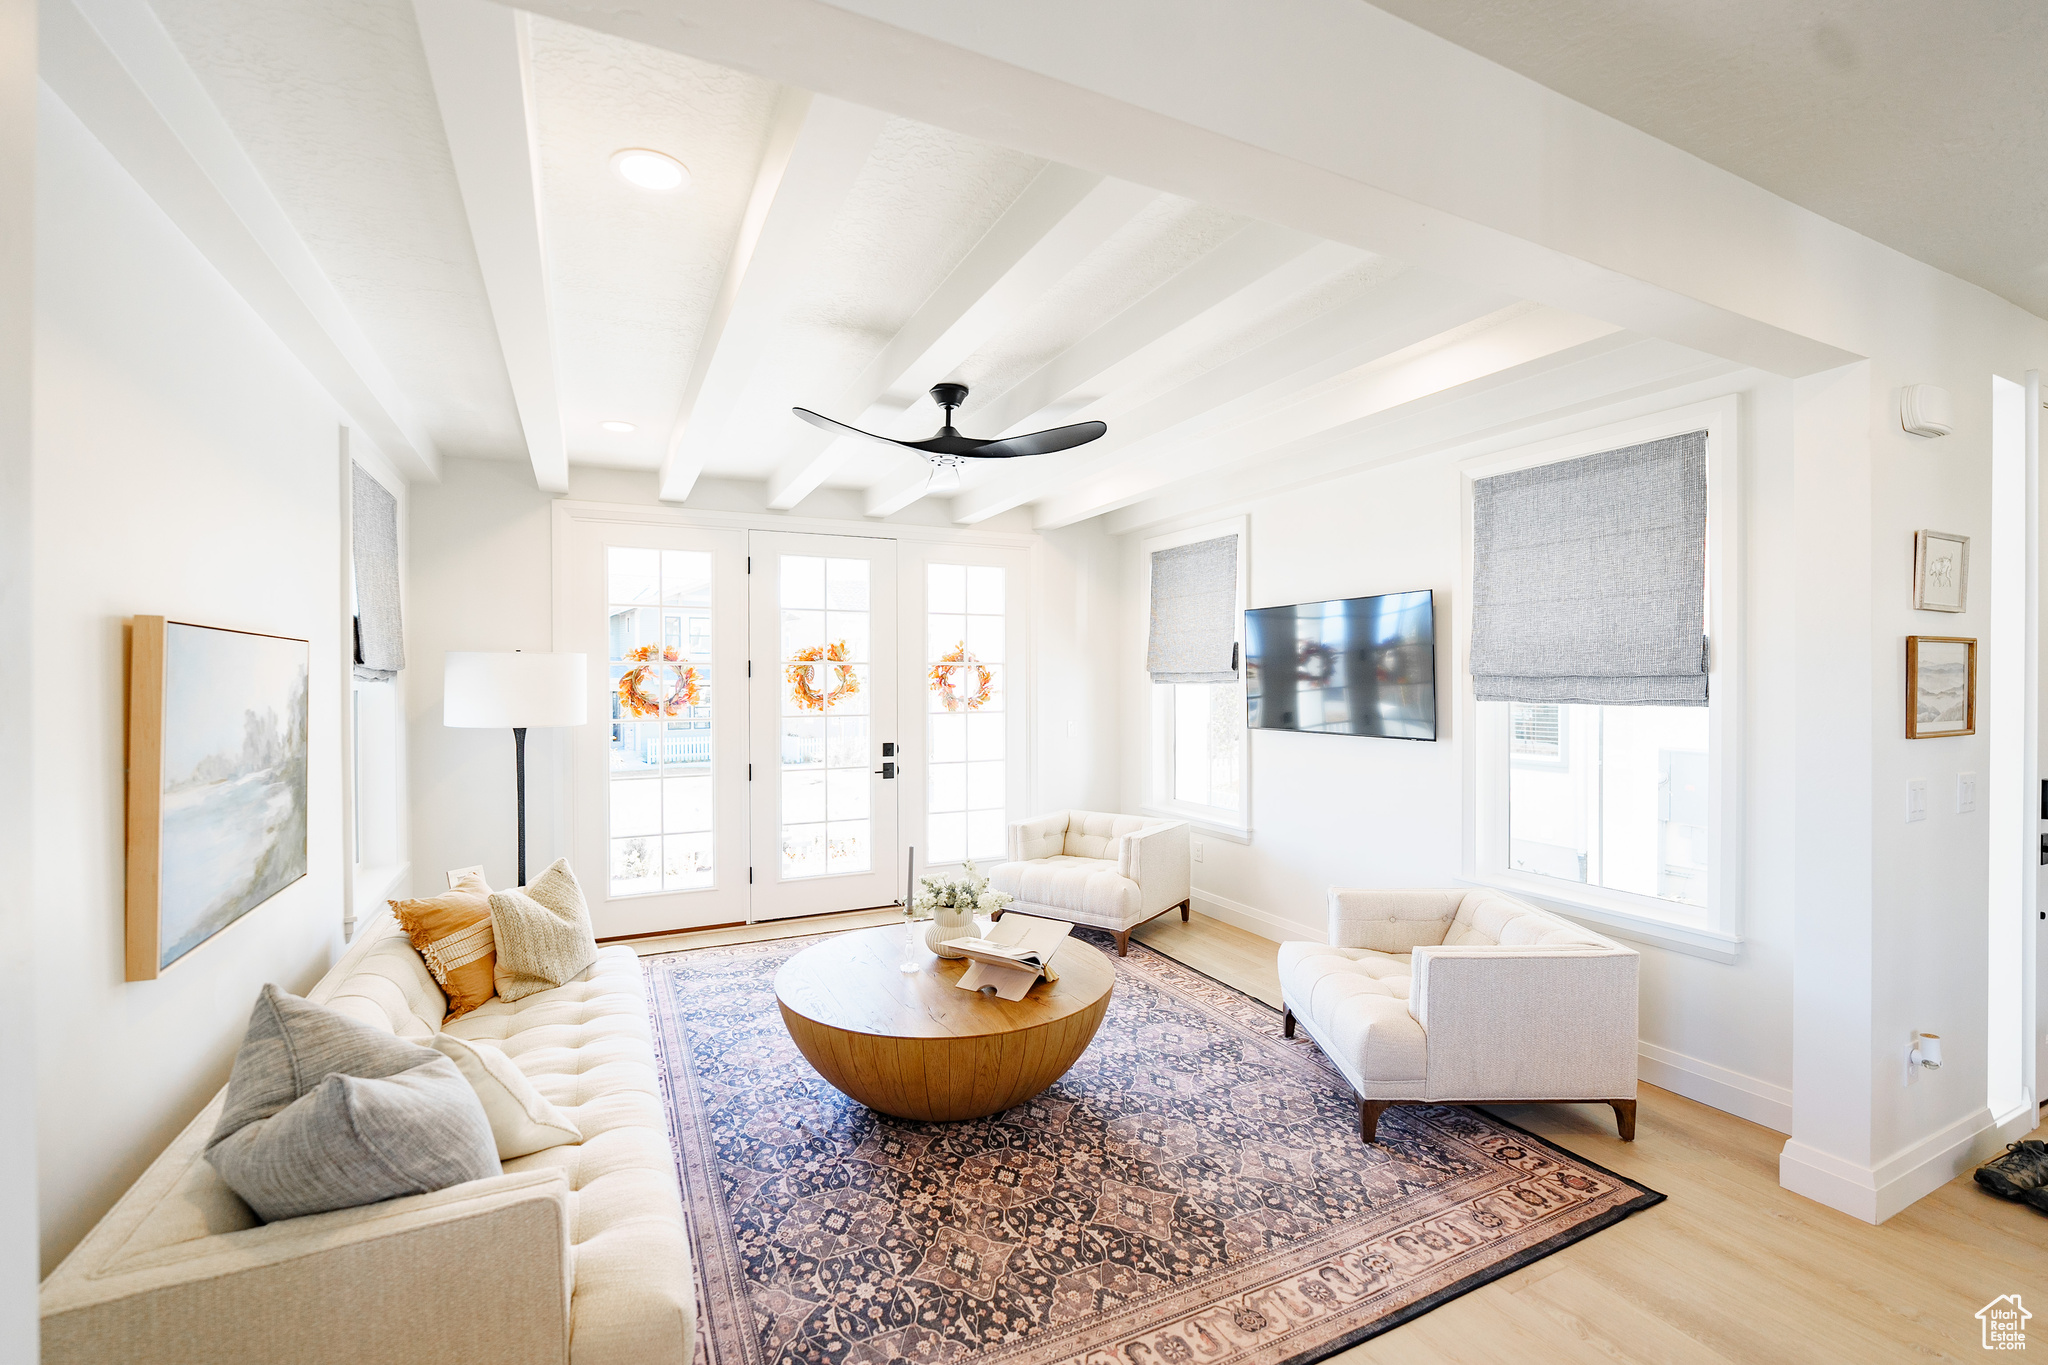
[610,149,687,192]
[600,420,637,434]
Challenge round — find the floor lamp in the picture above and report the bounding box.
[444,651,587,886]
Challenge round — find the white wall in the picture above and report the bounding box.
[0,0,38,1351]
[407,458,1118,903]
[1117,369,1800,1127]
[30,92,402,1271]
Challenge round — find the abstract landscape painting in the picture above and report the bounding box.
[128,619,308,975]
[1907,636,1974,739]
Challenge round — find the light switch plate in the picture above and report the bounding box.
[1906,780,1929,823]
[1066,720,1078,738]
[1193,838,1204,862]
[1957,772,1978,814]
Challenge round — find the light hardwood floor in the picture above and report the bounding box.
[633,909,2046,1363]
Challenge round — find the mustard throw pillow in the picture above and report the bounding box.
[489,858,598,1002]
[391,886,497,1018]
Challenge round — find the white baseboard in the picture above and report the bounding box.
[1636,1041,1793,1134]
[1780,1102,2034,1224]
[1189,888,1320,944]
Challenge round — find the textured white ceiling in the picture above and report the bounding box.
[152,0,526,459]
[711,117,1047,480]
[1370,0,2048,318]
[144,0,1630,521]
[527,14,781,470]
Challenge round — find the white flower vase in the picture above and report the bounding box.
[924,903,976,957]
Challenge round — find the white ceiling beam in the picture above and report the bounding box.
[42,0,441,480]
[414,0,567,494]
[977,226,1347,438]
[1102,338,1740,535]
[519,0,1870,375]
[662,91,887,503]
[1029,305,1624,528]
[946,270,1515,525]
[765,165,1152,510]
[864,225,1352,519]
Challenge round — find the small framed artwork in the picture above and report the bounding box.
[1913,530,1969,612]
[127,616,310,980]
[1905,635,1975,739]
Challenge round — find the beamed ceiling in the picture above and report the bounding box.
[104,0,1727,528]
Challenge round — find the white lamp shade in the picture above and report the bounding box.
[443,652,588,729]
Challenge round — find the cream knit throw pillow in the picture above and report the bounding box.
[488,858,599,1002]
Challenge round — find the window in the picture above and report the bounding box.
[1467,398,1740,955]
[927,563,1006,865]
[1509,703,1708,905]
[1144,519,1249,831]
[605,548,715,896]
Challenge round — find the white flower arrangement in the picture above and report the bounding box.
[909,859,1012,919]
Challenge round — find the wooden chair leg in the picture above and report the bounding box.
[1180,899,1190,922]
[1610,1098,1637,1141]
[1359,1099,1391,1143]
[1113,930,1130,956]
[1282,1007,1296,1038]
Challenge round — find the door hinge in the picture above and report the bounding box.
[746,556,751,574]
[748,763,753,781]
[747,660,752,678]
[748,867,754,884]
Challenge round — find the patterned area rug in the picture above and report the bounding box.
[645,931,1662,1365]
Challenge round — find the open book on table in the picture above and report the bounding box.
[943,913,1072,1001]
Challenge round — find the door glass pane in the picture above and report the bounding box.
[927,563,1006,866]
[605,547,713,897]
[780,555,871,879]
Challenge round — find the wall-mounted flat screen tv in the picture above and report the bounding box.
[1244,590,1437,740]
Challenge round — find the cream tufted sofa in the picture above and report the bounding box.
[988,809,1192,955]
[39,909,693,1365]
[1278,887,1640,1143]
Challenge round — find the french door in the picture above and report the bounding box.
[569,524,749,938]
[565,512,1027,938]
[746,531,903,920]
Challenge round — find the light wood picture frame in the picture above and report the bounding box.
[1912,530,1969,612]
[127,616,310,980]
[1905,635,1976,739]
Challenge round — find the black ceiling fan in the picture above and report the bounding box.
[793,383,1107,464]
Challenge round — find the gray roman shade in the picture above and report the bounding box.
[1471,431,1707,705]
[1148,535,1240,684]
[351,463,405,681]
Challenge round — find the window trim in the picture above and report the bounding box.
[1459,395,1743,959]
[1142,516,1251,834]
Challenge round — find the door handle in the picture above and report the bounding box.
[874,762,896,779]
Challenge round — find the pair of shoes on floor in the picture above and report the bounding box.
[1975,1141,2048,1213]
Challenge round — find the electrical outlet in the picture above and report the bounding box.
[1956,772,1978,814]
[1066,720,1078,738]
[1906,780,1928,823]
[1193,838,1204,863]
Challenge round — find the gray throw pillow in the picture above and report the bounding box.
[205,985,499,1222]
[490,858,598,1002]
[210,984,435,1139]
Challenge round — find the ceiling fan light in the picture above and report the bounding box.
[611,148,688,192]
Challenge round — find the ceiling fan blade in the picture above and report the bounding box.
[962,421,1108,459]
[792,407,915,452]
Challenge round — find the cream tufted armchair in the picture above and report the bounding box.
[1277,887,1640,1142]
[988,810,1192,955]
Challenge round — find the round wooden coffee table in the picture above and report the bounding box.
[774,922,1116,1121]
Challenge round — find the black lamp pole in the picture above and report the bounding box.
[513,726,528,887]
